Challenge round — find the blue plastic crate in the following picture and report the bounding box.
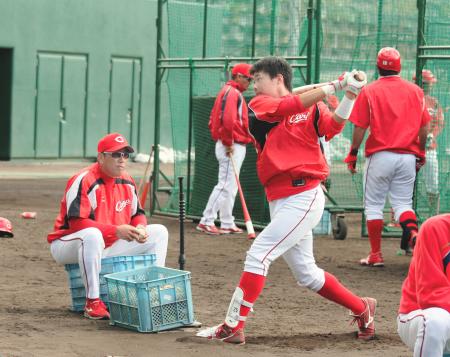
[65,254,156,312]
[313,210,331,235]
[104,266,194,332]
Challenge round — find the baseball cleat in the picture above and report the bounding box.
[220,226,244,234]
[196,323,245,345]
[196,224,222,235]
[350,297,377,340]
[84,298,110,320]
[359,252,384,267]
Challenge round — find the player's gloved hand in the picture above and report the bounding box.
[415,154,426,172]
[345,70,367,95]
[225,145,234,157]
[344,147,359,174]
[330,72,350,93]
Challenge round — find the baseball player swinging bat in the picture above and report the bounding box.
[229,154,256,240]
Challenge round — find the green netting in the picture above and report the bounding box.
[414,0,450,221]
[155,0,450,228]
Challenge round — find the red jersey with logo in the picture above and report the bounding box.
[248,94,345,201]
[209,80,252,147]
[349,76,431,157]
[399,214,450,314]
[47,163,146,247]
[425,94,444,150]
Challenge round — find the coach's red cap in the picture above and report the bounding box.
[97,133,134,153]
[231,63,253,78]
[412,69,437,84]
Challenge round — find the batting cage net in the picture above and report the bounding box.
[152,0,450,231]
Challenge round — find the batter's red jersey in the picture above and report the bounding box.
[47,163,147,247]
[209,80,252,147]
[248,94,345,201]
[399,214,450,314]
[349,76,431,157]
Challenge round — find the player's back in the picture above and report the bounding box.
[353,76,428,156]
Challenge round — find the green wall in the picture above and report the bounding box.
[0,0,157,159]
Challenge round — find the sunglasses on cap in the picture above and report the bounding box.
[103,151,130,159]
[238,74,252,82]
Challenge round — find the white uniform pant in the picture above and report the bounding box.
[200,141,246,228]
[398,308,450,357]
[424,149,439,195]
[364,151,416,221]
[244,186,326,292]
[50,224,168,299]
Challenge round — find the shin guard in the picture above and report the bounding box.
[224,287,254,328]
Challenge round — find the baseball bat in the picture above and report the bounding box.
[292,82,329,95]
[292,71,366,95]
[229,154,256,240]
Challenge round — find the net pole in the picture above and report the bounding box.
[307,0,314,84]
[251,0,257,57]
[415,0,427,87]
[152,0,164,214]
[186,59,194,212]
[375,0,383,80]
[314,0,321,83]
[202,0,208,58]
[270,0,276,55]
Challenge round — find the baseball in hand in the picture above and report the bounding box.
[136,227,147,241]
[354,71,366,82]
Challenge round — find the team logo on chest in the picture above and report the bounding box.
[288,112,309,124]
[115,199,131,212]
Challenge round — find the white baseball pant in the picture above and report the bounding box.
[244,186,326,292]
[424,149,439,195]
[364,151,416,221]
[50,224,168,299]
[200,140,246,229]
[398,308,450,357]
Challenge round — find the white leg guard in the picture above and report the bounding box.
[224,287,253,328]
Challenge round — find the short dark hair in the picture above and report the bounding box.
[378,67,399,77]
[250,56,293,91]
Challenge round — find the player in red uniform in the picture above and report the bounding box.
[47,133,169,320]
[344,47,430,266]
[397,214,450,356]
[197,56,377,344]
[196,63,253,235]
[413,69,445,214]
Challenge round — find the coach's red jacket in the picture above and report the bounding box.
[209,80,252,147]
[248,94,345,201]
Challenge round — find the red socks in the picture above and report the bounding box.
[367,219,383,254]
[234,272,266,330]
[317,272,365,314]
[233,271,367,330]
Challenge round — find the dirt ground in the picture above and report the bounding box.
[0,161,413,357]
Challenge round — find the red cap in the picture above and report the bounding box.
[412,69,437,84]
[0,217,13,238]
[377,47,401,72]
[231,63,253,78]
[97,133,134,153]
